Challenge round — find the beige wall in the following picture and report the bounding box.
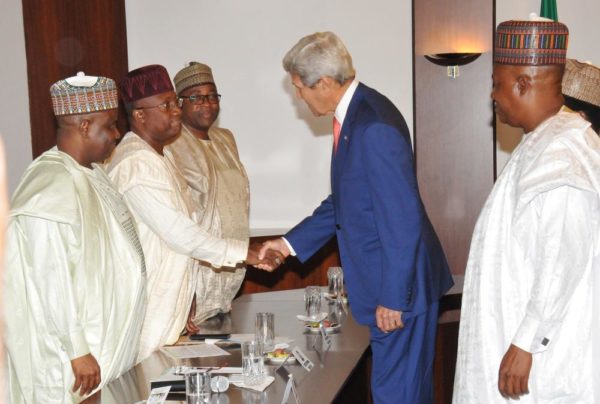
[495,0,600,172]
[0,0,32,195]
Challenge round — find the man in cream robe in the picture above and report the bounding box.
[108,65,270,363]
[168,62,249,323]
[5,74,146,403]
[454,19,600,403]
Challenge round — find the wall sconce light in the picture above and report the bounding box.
[425,53,482,79]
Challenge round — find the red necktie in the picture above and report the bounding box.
[333,117,341,153]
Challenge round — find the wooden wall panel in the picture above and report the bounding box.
[22,0,129,158]
[413,1,494,402]
[239,236,339,295]
[413,0,495,276]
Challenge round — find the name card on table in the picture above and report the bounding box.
[319,322,333,351]
[146,386,170,404]
[280,372,300,404]
[291,346,314,372]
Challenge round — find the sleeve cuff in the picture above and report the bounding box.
[282,237,297,256]
[222,238,249,268]
[60,329,91,359]
[512,314,552,354]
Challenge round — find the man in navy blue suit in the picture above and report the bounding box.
[259,32,453,403]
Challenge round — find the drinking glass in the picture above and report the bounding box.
[255,312,275,352]
[327,267,344,298]
[241,340,265,386]
[304,286,322,320]
[185,371,211,404]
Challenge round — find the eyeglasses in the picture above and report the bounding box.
[178,93,221,106]
[135,100,180,112]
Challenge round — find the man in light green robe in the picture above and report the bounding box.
[169,62,250,325]
[4,74,146,403]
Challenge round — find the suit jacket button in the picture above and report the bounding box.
[336,224,341,230]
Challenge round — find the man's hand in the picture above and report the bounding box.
[256,238,290,272]
[185,296,200,334]
[246,242,286,271]
[375,305,404,333]
[71,353,101,397]
[498,344,532,400]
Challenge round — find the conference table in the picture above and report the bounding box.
[96,288,371,403]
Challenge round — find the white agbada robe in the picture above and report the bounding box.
[454,110,600,403]
[107,132,247,362]
[5,148,146,403]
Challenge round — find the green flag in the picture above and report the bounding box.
[540,0,558,21]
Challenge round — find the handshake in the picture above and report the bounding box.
[245,238,291,271]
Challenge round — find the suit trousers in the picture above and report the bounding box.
[370,302,439,404]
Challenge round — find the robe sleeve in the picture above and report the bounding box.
[20,216,90,360]
[512,185,597,354]
[123,184,247,268]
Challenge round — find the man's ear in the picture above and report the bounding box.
[132,109,144,124]
[516,74,532,96]
[79,118,91,137]
[319,76,337,90]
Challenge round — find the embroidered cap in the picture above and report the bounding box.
[562,59,600,108]
[173,62,215,96]
[50,72,118,116]
[119,64,174,104]
[494,19,569,66]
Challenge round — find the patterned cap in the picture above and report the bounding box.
[119,64,174,104]
[495,20,569,65]
[50,72,118,116]
[173,62,215,96]
[562,59,600,108]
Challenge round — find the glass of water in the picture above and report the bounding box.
[241,340,265,386]
[327,267,344,298]
[305,286,322,320]
[185,370,211,404]
[255,312,275,352]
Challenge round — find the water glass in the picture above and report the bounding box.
[255,312,275,352]
[304,286,322,320]
[327,267,344,298]
[185,371,211,404]
[241,340,265,386]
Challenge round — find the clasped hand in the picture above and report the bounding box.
[246,240,288,271]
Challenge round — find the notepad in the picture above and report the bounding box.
[160,344,230,359]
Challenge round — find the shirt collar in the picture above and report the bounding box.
[334,79,359,126]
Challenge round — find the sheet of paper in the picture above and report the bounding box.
[231,375,275,392]
[205,334,294,346]
[160,343,230,359]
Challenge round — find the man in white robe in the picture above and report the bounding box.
[454,19,600,403]
[5,73,146,403]
[107,65,279,362]
[167,62,249,325]
[562,59,600,134]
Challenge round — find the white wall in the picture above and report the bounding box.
[125,0,412,231]
[0,0,32,195]
[495,0,600,172]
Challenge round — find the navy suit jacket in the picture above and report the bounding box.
[286,83,453,326]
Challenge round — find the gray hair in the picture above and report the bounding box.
[282,32,355,87]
